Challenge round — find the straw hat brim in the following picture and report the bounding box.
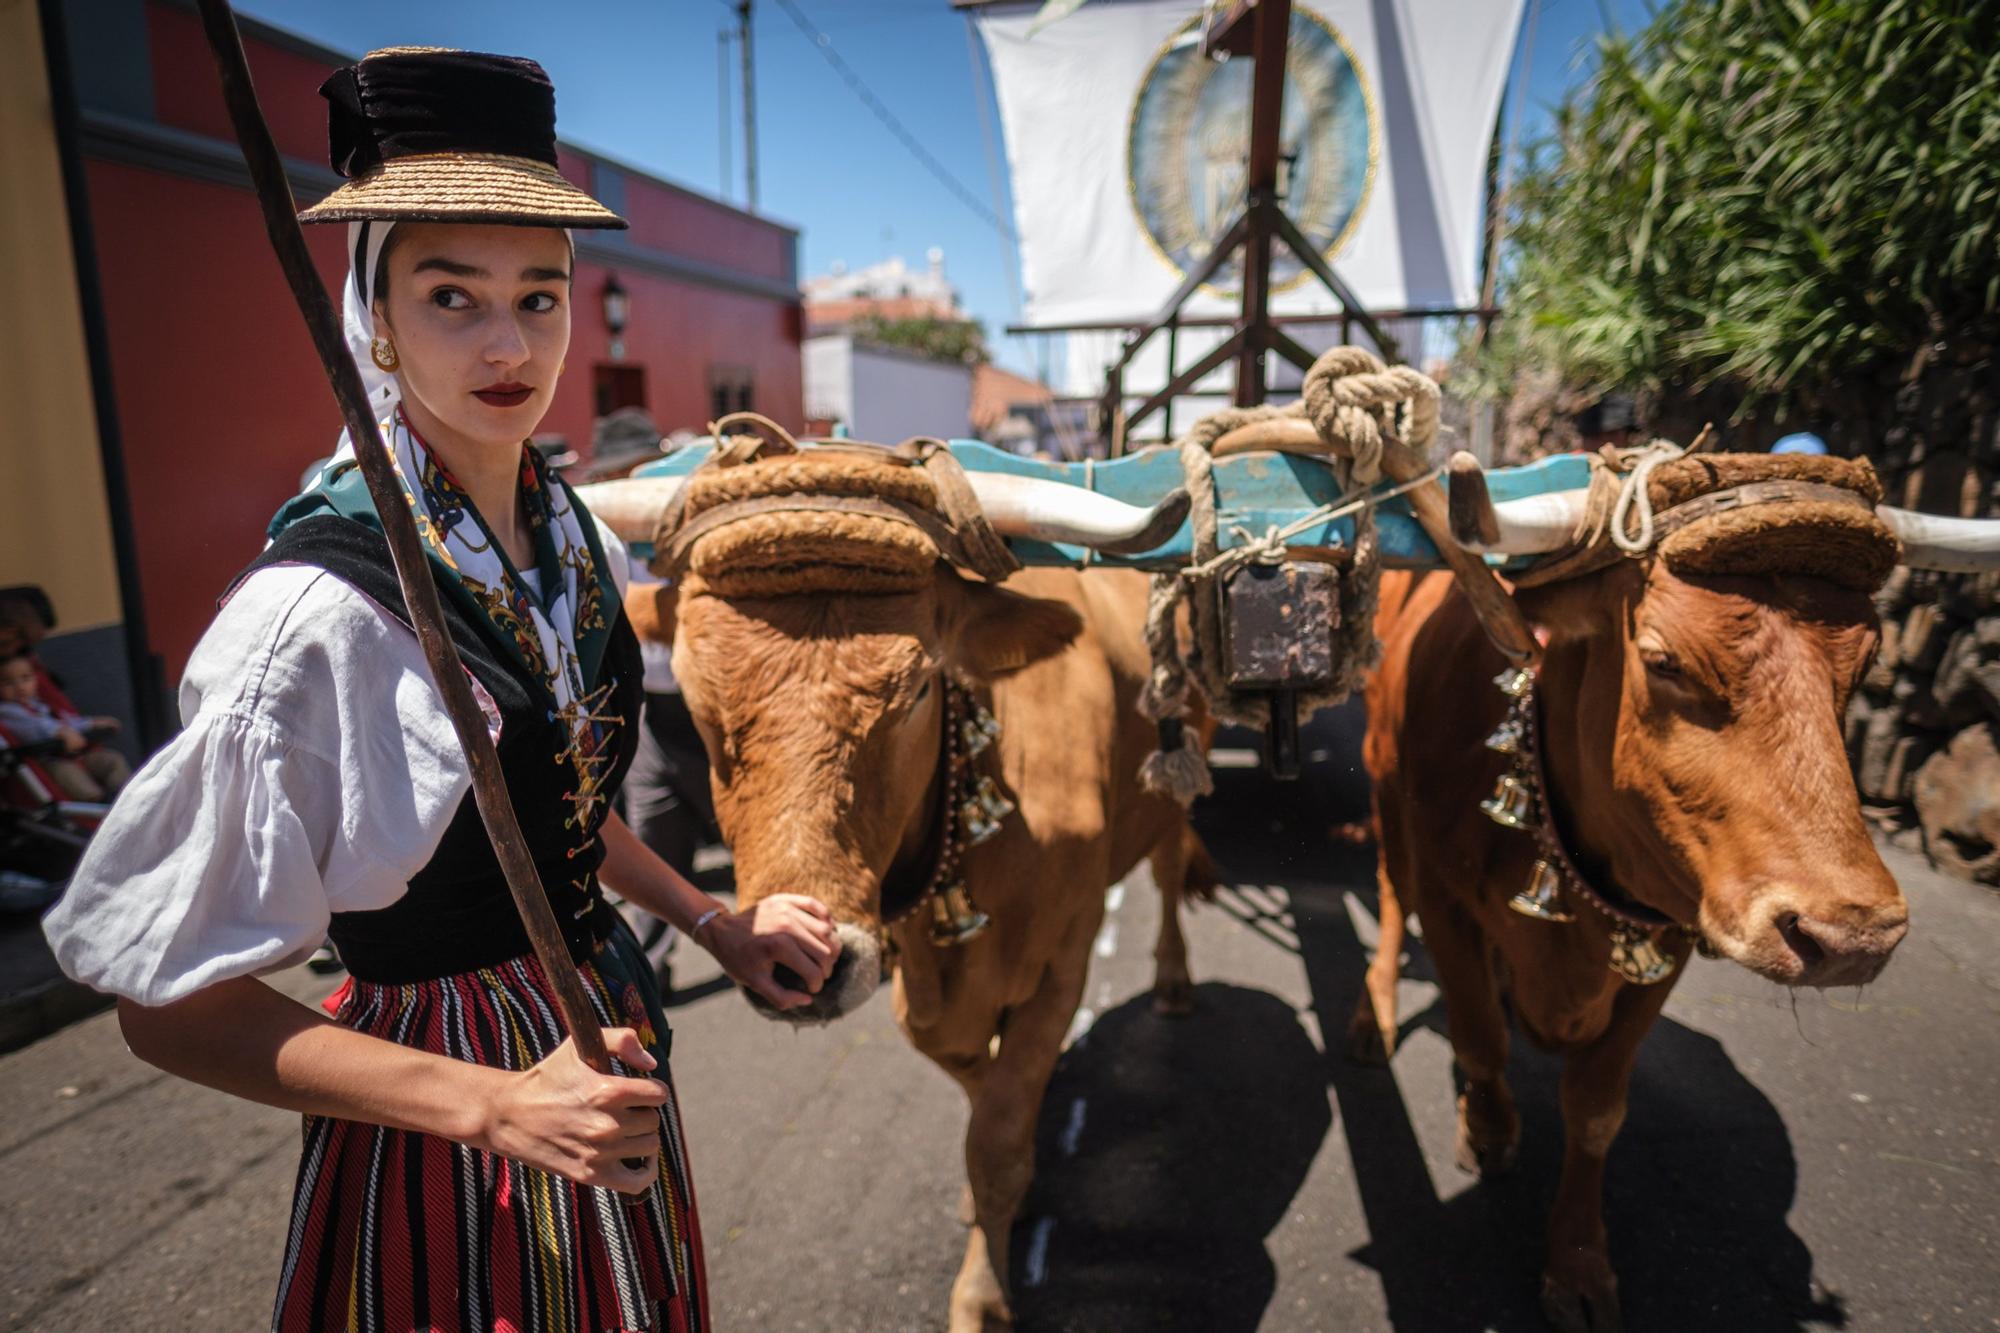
[298,152,626,229]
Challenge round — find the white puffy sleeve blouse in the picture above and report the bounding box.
[43,523,630,1007]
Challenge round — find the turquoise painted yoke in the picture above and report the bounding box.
[629,440,1593,572]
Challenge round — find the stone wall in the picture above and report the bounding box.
[1848,356,1999,885]
[1851,567,2000,883]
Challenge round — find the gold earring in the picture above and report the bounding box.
[369,336,399,372]
[558,360,567,377]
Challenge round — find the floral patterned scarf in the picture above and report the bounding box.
[271,409,621,831]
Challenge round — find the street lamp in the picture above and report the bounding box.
[602,273,630,334]
[602,273,629,360]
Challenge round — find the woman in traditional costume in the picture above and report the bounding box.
[42,47,839,1333]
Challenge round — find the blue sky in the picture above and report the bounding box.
[237,0,1652,376]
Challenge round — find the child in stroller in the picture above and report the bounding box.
[0,653,129,801]
[0,729,102,913]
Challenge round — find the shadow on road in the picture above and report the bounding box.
[1011,983,1331,1333]
[1185,702,1842,1332]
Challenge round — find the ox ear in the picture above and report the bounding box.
[622,578,679,648]
[936,575,1084,682]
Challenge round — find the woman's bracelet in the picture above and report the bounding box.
[689,906,724,941]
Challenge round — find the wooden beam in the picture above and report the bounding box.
[1265,323,1318,374]
[1127,327,1244,433]
[1132,211,1247,353]
[1007,307,1500,336]
[1262,199,1405,364]
[1234,0,1290,407]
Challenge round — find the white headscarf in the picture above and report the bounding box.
[341,219,404,441]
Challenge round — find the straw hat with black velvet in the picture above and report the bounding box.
[298,47,626,230]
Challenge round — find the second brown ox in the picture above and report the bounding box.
[594,450,1213,1332]
[1357,454,1916,1333]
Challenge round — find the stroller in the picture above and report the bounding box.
[0,726,107,914]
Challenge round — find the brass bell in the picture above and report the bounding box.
[1607,924,1678,985]
[959,776,1015,845]
[961,706,1001,758]
[929,881,990,946]
[1484,714,1524,755]
[959,799,1004,845]
[1480,772,1536,830]
[1508,858,1575,922]
[1493,665,1536,698]
[973,775,1015,822]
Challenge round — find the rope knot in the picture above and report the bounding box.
[1298,347,1441,487]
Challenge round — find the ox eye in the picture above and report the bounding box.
[912,678,933,704]
[1641,649,1683,680]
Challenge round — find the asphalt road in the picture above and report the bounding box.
[3,724,1997,1332]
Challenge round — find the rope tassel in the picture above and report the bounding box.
[1140,717,1215,804]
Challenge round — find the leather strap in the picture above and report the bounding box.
[906,438,1020,585]
[1527,687,1681,931]
[1648,480,1872,542]
[1517,476,1879,588]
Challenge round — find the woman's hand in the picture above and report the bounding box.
[698,894,841,1010]
[476,1029,667,1195]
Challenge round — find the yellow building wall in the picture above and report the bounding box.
[0,0,124,631]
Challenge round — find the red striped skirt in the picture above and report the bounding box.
[272,933,707,1332]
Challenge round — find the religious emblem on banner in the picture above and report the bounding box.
[1126,4,1377,295]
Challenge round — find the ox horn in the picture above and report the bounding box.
[1878,507,2000,573]
[1455,490,1595,555]
[575,472,1189,558]
[1455,493,2000,572]
[573,477,685,546]
[962,472,1190,555]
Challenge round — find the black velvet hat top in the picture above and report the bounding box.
[297,47,625,229]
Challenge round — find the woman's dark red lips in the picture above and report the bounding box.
[473,382,533,407]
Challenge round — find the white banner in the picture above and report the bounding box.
[975,0,1522,395]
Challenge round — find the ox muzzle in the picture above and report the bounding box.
[1707,884,1910,989]
[743,919,884,1026]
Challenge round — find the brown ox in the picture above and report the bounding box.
[1356,557,1909,1333]
[655,558,1211,1330]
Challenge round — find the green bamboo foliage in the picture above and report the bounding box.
[1476,0,2000,416]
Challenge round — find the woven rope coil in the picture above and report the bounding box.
[688,508,938,597]
[659,415,1019,599]
[680,452,942,597]
[1513,445,1900,593]
[684,454,938,517]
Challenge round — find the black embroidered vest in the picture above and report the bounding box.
[236,515,644,983]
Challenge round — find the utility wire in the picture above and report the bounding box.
[769,0,1017,242]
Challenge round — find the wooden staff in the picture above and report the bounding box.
[193,0,614,1073]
